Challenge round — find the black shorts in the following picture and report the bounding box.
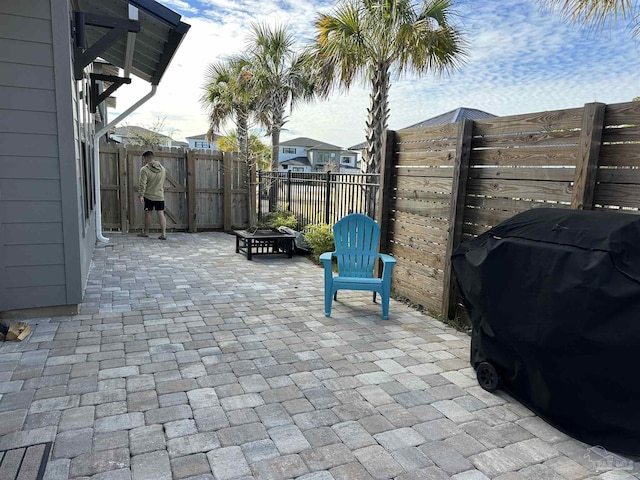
[143,198,165,211]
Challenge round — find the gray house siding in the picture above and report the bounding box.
[0,0,95,312]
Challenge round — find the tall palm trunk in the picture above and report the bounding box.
[268,127,281,212]
[237,109,249,166]
[236,109,256,225]
[364,63,390,217]
[268,97,285,212]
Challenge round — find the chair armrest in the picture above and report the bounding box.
[379,254,397,266]
[319,251,334,266]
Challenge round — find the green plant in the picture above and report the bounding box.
[261,211,300,230]
[303,223,334,262]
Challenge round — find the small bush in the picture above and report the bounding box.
[303,223,334,262]
[261,211,300,230]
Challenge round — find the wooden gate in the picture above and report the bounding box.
[99,144,250,232]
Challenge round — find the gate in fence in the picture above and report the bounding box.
[99,144,252,232]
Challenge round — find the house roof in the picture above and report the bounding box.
[76,0,190,85]
[280,157,311,167]
[281,137,343,151]
[403,107,496,129]
[186,133,222,141]
[112,125,173,142]
[348,107,497,150]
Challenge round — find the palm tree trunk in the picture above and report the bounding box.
[237,110,256,225]
[268,98,286,212]
[364,63,390,217]
[237,110,249,166]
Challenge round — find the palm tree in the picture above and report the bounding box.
[201,55,255,168]
[310,0,467,178]
[201,55,259,224]
[246,23,316,172]
[217,131,272,171]
[541,1,639,36]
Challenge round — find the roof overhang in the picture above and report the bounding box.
[73,0,190,85]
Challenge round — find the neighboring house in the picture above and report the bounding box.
[349,107,497,171]
[279,137,359,173]
[186,133,221,150]
[110,125,175,147]
[0,0,189,314]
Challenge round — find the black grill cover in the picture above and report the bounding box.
[452,208,640,455]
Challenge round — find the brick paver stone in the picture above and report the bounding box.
[207,446,252,479]
[131,450,171,480]
[250,454,309,480]
[353,445,404,479]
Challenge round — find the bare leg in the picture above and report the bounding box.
[144,210,152,235]
[158,210,166,238]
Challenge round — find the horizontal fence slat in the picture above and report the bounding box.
[604,101,640,126]
[468,166,575,181]
[594,184,640,209]
[596,167,640,184]
[393,176,453,194]
[465,195,568,213]
[395,123,460,142]
[473,107,584,136]
[395,166,455,177]
[471,146,578,166]
[473,129,580,148]
[466,178,574,203]
[598,143,640,165]
[394,198,452,219]
[390,243,446,270]
[391,211,450,231]
[396,151,457,166]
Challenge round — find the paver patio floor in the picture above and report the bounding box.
[0,232,636,480]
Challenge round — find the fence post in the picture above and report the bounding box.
[257,170,263,221]
[442,119,473,320]
[118,145,128,232]
[377,130,396,254]
[127,150,138,233]
[186,149,197,232]
[287,170,292,211]
[571,102,606,210]
[324,171,331,224]
[223,152,233,231]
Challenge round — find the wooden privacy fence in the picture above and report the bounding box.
[99,144,253,232]
[378,101,640,320]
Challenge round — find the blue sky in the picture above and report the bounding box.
[112,0,640,148]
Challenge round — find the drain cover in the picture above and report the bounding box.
[0,442,52,480]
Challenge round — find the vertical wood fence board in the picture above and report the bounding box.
[127,151,137,232]
[223,153,233,231]
[442,119,472,319]
[118,146,128,232]
[186,150,197,232]
[571,102,606,209]
[378,130,396,253]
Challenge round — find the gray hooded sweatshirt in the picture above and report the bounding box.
[139,160,166,201]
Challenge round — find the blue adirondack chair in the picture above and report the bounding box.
[320,214,397,320]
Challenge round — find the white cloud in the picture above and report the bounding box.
[108,0,640,149]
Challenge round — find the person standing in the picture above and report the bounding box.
[138,150,167,240]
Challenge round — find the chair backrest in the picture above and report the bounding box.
[333,214,380,278]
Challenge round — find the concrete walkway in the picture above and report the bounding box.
[0,232,636,480]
